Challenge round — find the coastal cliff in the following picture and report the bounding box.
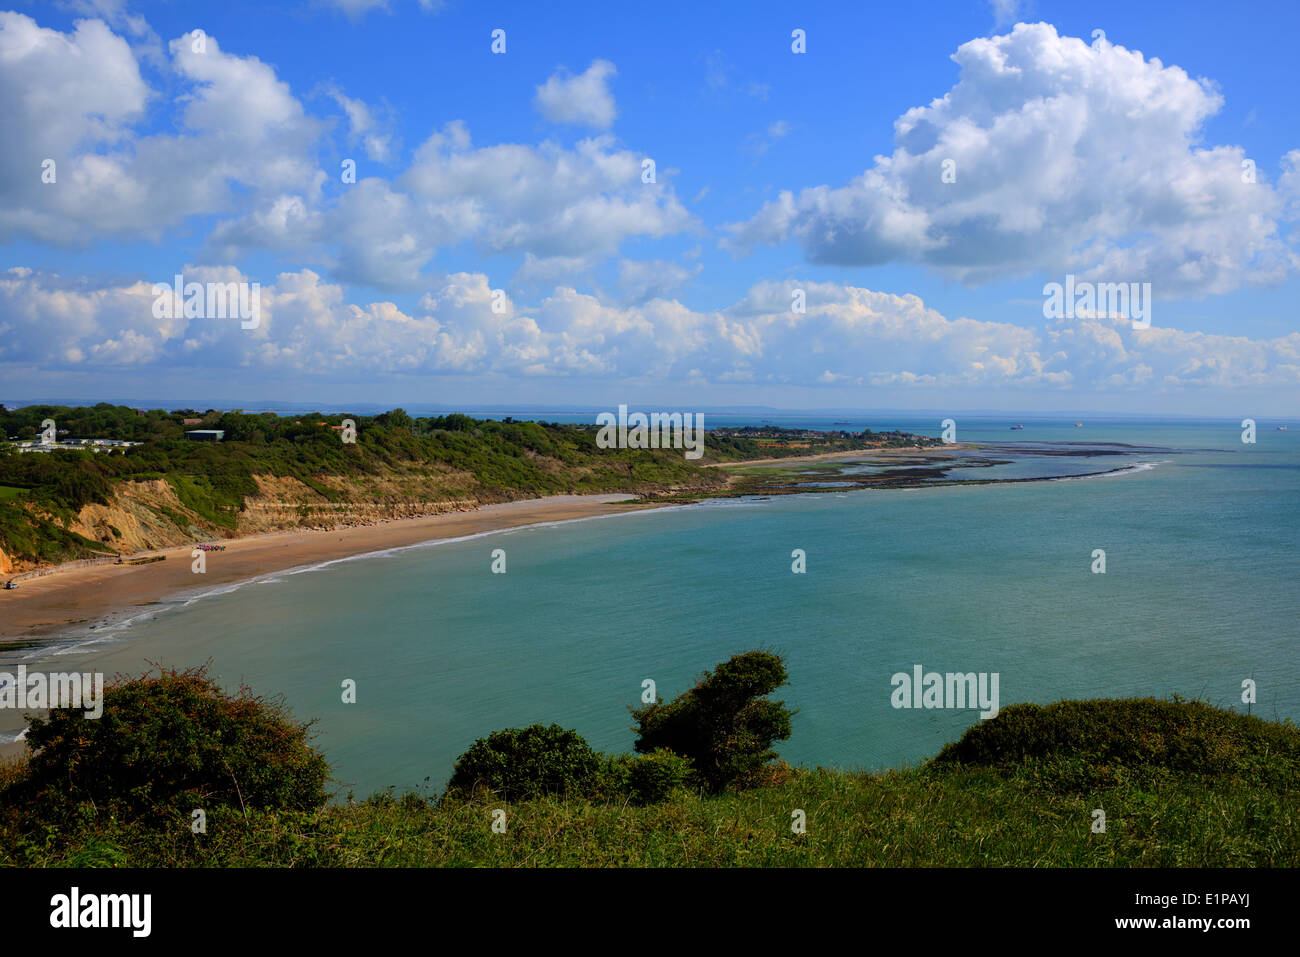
[3,406,931,573]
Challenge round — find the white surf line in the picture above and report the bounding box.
[6,500,701,662]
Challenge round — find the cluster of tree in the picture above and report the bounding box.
[445,651,795,804]
[708,424,941,458]
[0,403,214,443]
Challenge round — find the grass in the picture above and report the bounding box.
[165,474,239,529]
[9,765,1290,868]
[0,485,27,501]
[2,697,1294,867]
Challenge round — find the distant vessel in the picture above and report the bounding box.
[1074,423,1083,428]
[833,421,852,425]
[1010,424,1024,431]
[1278,426,1289,431]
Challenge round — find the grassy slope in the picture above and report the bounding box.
[4,698,1295,867]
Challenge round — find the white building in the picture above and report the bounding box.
[13,438,140,453]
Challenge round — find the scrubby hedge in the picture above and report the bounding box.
[933,696,1300,794]
[445,724,605,801]
[443,652,795,805]
[630,651,794,792]
[14,665,330,822]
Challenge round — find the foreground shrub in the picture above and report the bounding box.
[934,698,1300,775]
[631,651,794,792]
[19,664,330,820]
[623,749,695,805]
[932,697,1300,793]
[445,723,602,801]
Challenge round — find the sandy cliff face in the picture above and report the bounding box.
[233,474,482,532]
[70,479,214,554]
[54,474,484,567]
[13,454,631,573]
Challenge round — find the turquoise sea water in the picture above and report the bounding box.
[2,417,1297,798]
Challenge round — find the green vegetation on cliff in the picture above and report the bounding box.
[0,404,934,567]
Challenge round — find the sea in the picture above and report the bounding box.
[2,415,1296,799]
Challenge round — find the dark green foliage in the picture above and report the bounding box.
[933,697,1300,793]
[624,749,695,804]
[0,403,181,444]
[0,451,114,512]
[631,651,794,792]
[15,665,330,822]
[445,724,603,801]
[440,413,475,432]
[597,752,694,803]
[376,408,413,431]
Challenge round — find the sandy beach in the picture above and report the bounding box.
[0,494,651,644]
[0,446,966,645]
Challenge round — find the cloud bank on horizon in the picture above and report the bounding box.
[6,266,1295,396]
[1,3,1296,410]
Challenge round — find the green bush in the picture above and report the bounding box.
[934,698,1300,777]
[17,665,330,821]
[624,749,694,804]
[445,723,602,801]
[631,651,794,792]
[932,697,1300,794]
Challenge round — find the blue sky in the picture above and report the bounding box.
[2,0,1297,412]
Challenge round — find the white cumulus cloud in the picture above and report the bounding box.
[534,60,618,129]
[724,23,1299,298]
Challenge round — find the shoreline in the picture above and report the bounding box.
[0,441,1112,647]
[706,443,968,468]
[0,493,660,646]
[0,445,955,644]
